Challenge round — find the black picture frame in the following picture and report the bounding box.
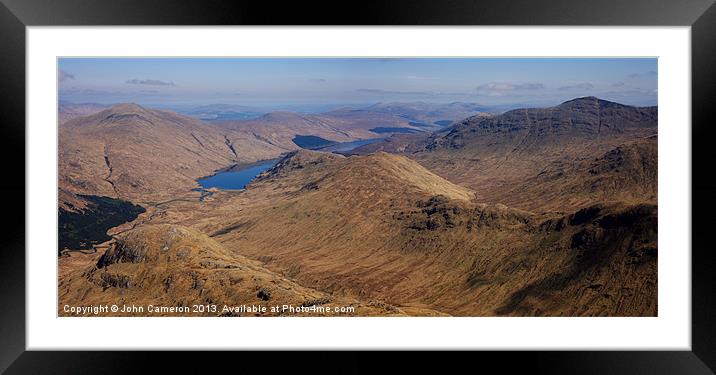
[1,0,715,373]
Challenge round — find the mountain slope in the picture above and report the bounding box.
[255,150,475,202]
[218,112,361,150]
[58,101,109,124]
[57,97,658,317]
[219,109,418,149]
[219,102,486,148]
[494,135,658,211]
[427,96,656,151]
[59,103,283,202]
[359,97,658,212]
[59,224,431,316]
[361,101,493,126]
[148,150,656,316]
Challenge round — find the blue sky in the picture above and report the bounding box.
[58,58,658,110]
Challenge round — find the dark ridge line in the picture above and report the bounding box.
[190,133,206,148]
[209,222,244,237]
[102,146,119,197]
[224,136,238,158]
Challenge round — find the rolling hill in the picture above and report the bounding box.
[58,101,109,124]
[58,103,285,202]
[58,97,658,317]
[59,224,441,316]
[218,108,430,148]
[356,97,658,212]
[143,150,656,316]
[361,101,494,126]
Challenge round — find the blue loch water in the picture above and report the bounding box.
[197,138,385,191]
[197,160,278,190]
[314,138,384,153]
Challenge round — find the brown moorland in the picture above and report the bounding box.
[59,224,445,316]
[58,97,658,317]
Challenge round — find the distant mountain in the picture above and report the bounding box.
[355,97,658,212]
[219,111,361,150]
[313,108,423,134]
[351,101,494,127]
[59,101,473,204]
[347,132,433,154]
[59,103,284,202]
[58,97,658,317]
[181,103,266,121]
[218,109,424,148]
[170,101,493,142]
[428,96,656,151]
[58,101,109,124]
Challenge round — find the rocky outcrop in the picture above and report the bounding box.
[59,224,422,316]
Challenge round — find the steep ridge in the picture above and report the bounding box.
[59,224,431,316]
[254,150,475,202]
[57,97,658,317]
[428,96,656,151]
[58,101,109,124]
[360,97,658,212]
[152,150,656,316]
[494,135,658,211]
[59,103,284,202]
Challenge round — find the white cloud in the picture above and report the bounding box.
[59,69,75,82]
[558,82,594,91]
[126,79,175,86]
[474,82,545,96]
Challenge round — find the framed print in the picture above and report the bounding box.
[2,0,716,373]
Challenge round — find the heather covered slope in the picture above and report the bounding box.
[216,101,488,150]
[150,150,656,316]
[59,224,440,316]
[58,103,284,202]
[424,96,656,154]
[493,135,658,211]
[58,97,658,317]
[356,97,658,212]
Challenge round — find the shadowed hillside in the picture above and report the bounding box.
[59,103,288,202]
[356,97,658,212]
[59,224,445,316]
[147,150,656,316]
[58,97,658,317]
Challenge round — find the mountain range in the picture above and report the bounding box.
[58,96,658,316]
[361,101,494,126]
[58,101,109,124]
[354,96,657,212]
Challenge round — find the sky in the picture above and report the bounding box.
[58,58,658,111]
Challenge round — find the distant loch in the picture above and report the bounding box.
[198,137,386,191]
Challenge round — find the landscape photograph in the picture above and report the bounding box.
[57,58,658,317]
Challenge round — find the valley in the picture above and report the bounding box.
[58,97,658,317]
